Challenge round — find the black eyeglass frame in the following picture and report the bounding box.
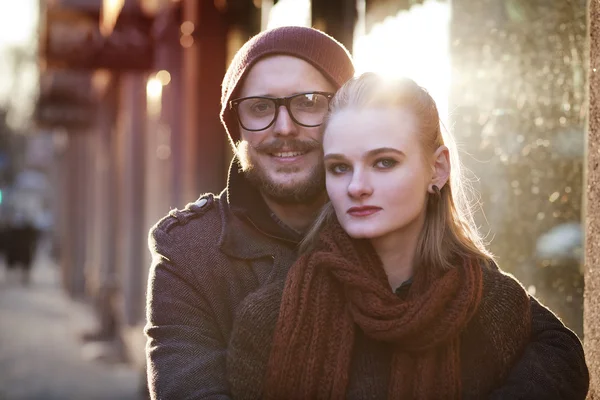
[229,91,334,132]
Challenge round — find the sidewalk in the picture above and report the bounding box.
[0,253,142,400]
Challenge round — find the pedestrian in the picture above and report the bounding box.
[1,212,39,285]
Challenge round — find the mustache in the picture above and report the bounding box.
[254,138,321,154]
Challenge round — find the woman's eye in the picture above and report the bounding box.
[328,163,350,174]
[375,158,397,169]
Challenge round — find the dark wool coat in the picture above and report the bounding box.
[145,165,589,400]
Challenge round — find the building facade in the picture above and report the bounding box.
[36,0,598,393]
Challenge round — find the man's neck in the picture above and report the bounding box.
[261,192,328,233]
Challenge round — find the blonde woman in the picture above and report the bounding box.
[226,73,589,399]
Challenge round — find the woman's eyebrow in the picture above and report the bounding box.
[323,153,346,162]
[324,148,405,162]
[366,147,405,158]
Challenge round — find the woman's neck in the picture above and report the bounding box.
[371,213,425,291]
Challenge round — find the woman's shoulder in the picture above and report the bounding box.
[479,262,529,307]
[473,262,531,332]
[459,262,532,397]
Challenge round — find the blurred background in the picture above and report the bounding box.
[0,0,589,398]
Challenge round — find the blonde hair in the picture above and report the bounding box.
[301,73,494,271]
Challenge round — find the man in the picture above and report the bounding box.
[145,26,588,399]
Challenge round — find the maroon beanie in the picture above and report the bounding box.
[220,26,355,146]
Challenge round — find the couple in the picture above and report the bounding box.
[145,26,589,399]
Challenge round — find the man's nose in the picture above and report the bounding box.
[347,171,373,199]
[272,106,298,136]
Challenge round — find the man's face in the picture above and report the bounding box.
[235,55,336,204]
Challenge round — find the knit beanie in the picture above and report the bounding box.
[220,26,355,147]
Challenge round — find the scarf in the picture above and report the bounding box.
[263,220,485,399]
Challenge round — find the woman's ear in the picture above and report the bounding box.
[428,145,450,193]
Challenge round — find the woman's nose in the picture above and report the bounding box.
[347,172,373,198]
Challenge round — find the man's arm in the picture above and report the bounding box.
[226,281,283,400]
[489,296,589,400]
[145,226,232,400]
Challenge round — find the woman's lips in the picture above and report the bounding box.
[347,206,382,217]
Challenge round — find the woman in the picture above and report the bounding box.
[226,73,582,399]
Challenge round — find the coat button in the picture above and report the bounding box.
[187,197,208,213]
[196,198,208,208]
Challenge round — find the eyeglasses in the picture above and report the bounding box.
[229,91,334,132]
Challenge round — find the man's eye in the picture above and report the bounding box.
[298,100,316,108]
[375,158,397,169]
[294,95,327,111]
[250,101,273,113]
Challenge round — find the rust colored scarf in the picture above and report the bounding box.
[264,220,484,399]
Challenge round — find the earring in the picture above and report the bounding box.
[431,185,441,197]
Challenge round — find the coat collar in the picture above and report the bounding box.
[218,159,301,260]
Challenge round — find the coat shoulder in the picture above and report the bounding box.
[153,193,220,232]
[149,192,225,255]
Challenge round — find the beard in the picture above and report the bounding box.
[236,138,326,205]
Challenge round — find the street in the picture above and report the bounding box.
[0,252,142,400]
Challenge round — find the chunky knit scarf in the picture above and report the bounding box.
[264,220,485,399]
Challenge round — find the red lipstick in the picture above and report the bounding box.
[347,206,382,217]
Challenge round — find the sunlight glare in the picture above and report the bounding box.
[353,0,451,123]
[266,0,311,29]
[0,0,37,47]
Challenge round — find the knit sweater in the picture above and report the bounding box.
[227,264,533,399]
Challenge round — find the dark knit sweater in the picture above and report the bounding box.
[228,265,533,399]
[145,164,589,399]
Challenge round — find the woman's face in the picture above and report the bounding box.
[323,107,432,241]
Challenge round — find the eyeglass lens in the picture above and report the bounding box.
[236,93,330,131]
